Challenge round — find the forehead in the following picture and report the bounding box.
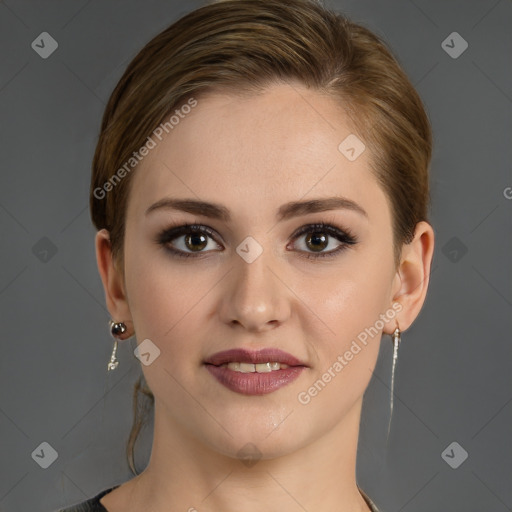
[127,82,388,225]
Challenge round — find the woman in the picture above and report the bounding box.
[59,0,434,510]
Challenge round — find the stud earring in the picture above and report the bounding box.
[107,320,128,371]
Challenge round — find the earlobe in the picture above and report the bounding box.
[95,229,133,324]
[386,221,435,334]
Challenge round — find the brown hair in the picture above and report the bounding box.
[90,0,432,475]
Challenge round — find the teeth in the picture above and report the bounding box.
[224,362,290,373]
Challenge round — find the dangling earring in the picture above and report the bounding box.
[386,323,401,442]
[107,320,127,371]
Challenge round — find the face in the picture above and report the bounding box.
[119,82,401,459]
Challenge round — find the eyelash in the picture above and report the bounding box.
[155,221,358,260]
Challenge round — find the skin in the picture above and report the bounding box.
[95,81,434,512]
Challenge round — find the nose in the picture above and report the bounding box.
[218,245,291,332]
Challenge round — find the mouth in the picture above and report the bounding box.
[204,347,307,368]
[216,361,292,373]
[204,348,308,395]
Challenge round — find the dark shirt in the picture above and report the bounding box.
[56,486,119,512]
[57,484,379,511]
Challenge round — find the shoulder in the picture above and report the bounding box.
[56,485,119,512]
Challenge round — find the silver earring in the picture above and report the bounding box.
[386,325,401,443]
[108,320,127,371]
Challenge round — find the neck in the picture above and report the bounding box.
[123,397,371,512]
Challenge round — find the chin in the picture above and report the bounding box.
[208,433,307,463]
[195,410,313,461]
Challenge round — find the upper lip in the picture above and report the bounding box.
[204,348,307,367]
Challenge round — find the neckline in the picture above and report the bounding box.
[358,485,379,512]
[97,484,378,511]
[96,485,120,510]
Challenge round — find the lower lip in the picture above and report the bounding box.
[205,364,306,395]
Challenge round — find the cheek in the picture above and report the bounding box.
[123,240,199,359]
[294,284,385,416]
[304,257,390,335]
[123,247,210,418]
[295,250,392,384]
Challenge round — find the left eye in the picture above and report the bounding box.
[288,223,358,259]
[156,222,358,259]
[293,230,343,253]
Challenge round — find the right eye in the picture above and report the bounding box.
[156,223,223,258]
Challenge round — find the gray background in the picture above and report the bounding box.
[0,1,511,511]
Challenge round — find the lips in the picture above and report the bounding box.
[204,348,307,367]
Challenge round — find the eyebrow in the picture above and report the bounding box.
[145,196,368,221]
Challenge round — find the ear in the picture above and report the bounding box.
[95,229,134,334]
[385,221,435,334]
